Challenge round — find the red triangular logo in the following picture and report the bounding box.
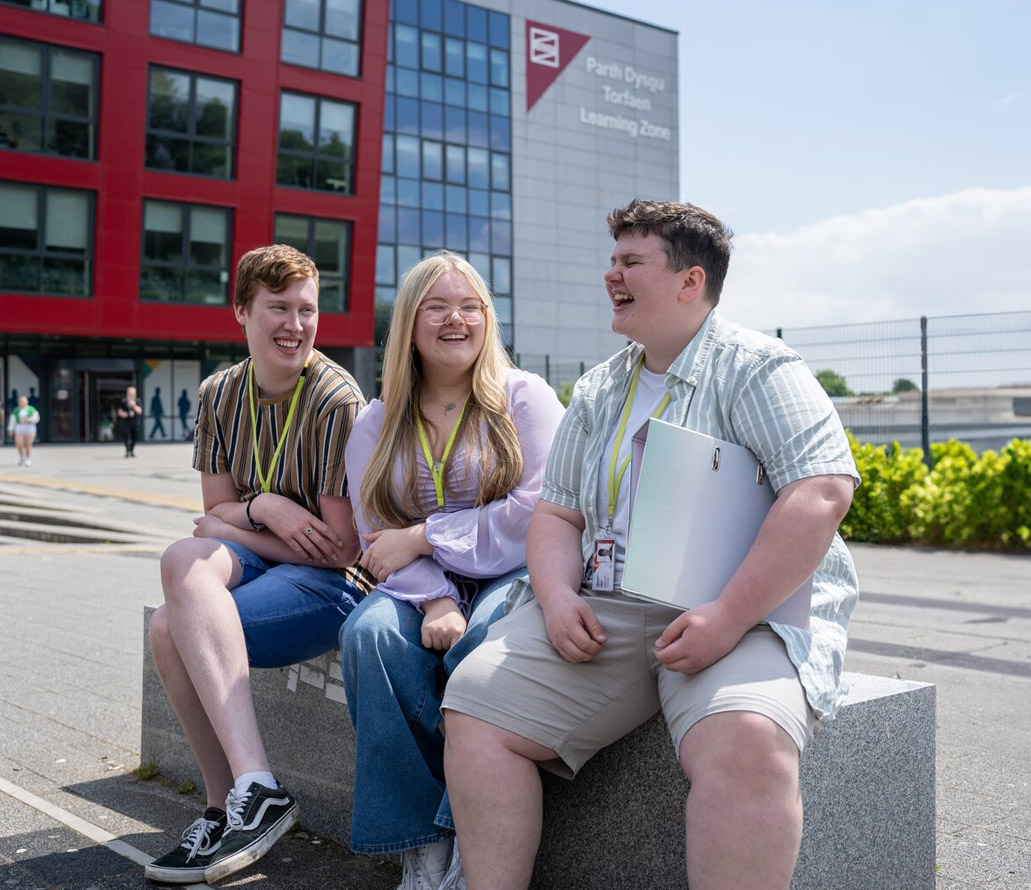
[526,20,591,112]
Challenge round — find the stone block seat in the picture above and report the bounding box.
[141,607,936,889]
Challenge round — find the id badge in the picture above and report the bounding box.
[591,538,616,592]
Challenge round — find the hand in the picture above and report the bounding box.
[654,600,745,675]
[421,597,467,651]
[256,493,343,565]
[359,525,431,581]
[541,591,607,663]
[192,513,229,539]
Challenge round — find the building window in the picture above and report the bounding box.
[140,200,231,304]
[150,0,241,53]
[379,0,512,343]
[0,0,102,22]
[0,38,98,160]
[277,91,356,194]
[146,67,237,178]
[0,182,92,296]
[274,214,352,313]
[282,0,362,78]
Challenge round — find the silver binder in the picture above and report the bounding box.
[621,418,812,628]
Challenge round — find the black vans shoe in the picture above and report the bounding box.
[144,807,226,884]
[204,782,298,883]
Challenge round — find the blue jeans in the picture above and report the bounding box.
[221,540,366,668]
[338,568,522,854]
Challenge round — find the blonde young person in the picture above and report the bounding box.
[339,251,564,890]
[146,245,368,885]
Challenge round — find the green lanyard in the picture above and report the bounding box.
[249,361,307,494]
[606,358,670,531]
[415,395,470,511]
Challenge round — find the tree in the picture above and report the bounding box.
[892,378,919,393]
[815,369,853,398]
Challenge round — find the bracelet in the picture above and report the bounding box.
[246,495,266,531]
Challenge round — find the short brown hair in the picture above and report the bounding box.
[607,199,734,305]
[233,244,319,312]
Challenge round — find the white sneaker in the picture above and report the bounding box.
[398,838,453,890]
[439,839,467,890]
[24,459,30,466]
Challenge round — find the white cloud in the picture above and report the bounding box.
[720,187,1031,332]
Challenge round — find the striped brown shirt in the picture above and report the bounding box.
[192,350,365,520]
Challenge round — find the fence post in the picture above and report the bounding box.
[920,316,931,466]
[545,354,551,387]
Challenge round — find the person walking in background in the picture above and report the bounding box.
[117,386,143,457]
[178,388,193,438]
[339,251,564,890]
[150,387,167,439]
[11,395,40,466]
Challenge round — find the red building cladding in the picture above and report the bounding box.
[0,0,387,348]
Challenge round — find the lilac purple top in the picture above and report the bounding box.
[344,368,565,608]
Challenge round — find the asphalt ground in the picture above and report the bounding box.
[0,441,1029,889]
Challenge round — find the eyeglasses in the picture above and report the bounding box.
[420,302,486,325]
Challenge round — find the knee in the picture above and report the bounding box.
[680,713,799,795]
[340,596,412,666]
[159,537,222,601]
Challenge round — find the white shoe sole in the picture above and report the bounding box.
[203,805,299,883]
[143,861,208,883]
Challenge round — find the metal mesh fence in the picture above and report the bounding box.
[517,311,1031,453]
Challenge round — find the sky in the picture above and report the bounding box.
[584,0,1031,332]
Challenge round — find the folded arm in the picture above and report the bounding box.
[196,473,360,567]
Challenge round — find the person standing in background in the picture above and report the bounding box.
[178,388,193,439]
[150,387,168,439]
[118,385,143,457]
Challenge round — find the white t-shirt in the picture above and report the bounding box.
[594,365,669,587]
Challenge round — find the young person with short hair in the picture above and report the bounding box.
[146,244,368,884]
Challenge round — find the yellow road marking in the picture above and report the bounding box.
[0,474,201,512]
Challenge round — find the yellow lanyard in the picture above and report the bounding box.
[248,361,307,494]
[415,395,469,511]
[606,358,670,530]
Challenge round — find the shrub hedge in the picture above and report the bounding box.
[840,434,1031,551]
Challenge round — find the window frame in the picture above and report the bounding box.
[0,36,99,161]
[281,0,364,78]
[0,181,94,297]
[139,198,233,305]
[276,90,358,195]
[0,0,102,22]
[273,212,353,314]
[149,0,242,54]
[145,64,238,179]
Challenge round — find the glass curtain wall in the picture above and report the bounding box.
[377,0,512,346]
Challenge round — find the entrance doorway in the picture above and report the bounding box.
[47,363,136,443]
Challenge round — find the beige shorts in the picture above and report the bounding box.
[443,592,816,778]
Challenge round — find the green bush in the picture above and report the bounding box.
[842,435,1031,551]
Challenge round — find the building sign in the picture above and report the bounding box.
[580,55,671,141]
[526,21,590,111]
[525,21,672,142]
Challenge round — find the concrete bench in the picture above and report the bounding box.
[141,607,936,889]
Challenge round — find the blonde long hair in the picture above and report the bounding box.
[360,251,522,529]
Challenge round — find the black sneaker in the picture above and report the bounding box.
[144,807,226,884]
[204,782,298,883]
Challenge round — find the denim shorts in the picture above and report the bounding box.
[221,539,366,669]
